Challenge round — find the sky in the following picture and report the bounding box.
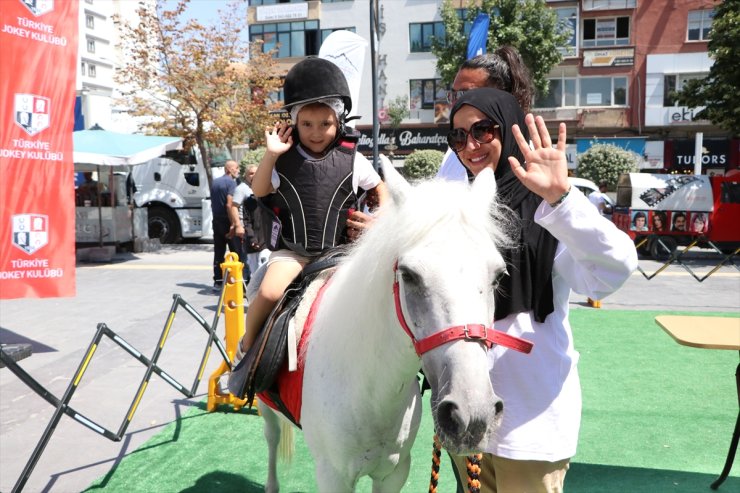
[162,0,238,26]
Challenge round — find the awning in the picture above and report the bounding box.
[73,127,183,168]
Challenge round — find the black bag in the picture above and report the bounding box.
[243,196,281,251]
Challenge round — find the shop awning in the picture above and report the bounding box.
[73,126,182,168]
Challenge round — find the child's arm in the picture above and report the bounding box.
[253,122,293,197]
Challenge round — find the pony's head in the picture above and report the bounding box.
[355,159,515,454]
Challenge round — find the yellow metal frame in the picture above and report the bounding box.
[207,252,250,412]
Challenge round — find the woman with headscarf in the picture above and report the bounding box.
[446,87,637,492]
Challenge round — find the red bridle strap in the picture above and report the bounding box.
[393,267,534,356]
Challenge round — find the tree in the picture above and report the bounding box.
[677,1,740,134]
[577,143,640,189]
[114,0,281,187]
[431,0,568,97]
[385,95,410,156]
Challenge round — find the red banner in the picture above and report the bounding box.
[0,0,79,299]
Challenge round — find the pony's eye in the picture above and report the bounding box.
[492,269,507,289]
[400,270,418,284]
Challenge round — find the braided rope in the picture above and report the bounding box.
[428,434,442,493]
[466,453,483,493]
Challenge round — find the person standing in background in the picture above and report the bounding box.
[210,159,239,292]
[229,163,265,281]
[588,181,609,216]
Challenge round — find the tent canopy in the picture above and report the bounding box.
[73,127,183,168]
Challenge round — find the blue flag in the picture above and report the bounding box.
[466,13,490,60]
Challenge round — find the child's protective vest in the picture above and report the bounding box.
[266,136,358,257]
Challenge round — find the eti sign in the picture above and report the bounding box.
[646,106,707,126]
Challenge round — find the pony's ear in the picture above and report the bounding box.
[471,167,497,200]
[379,153,411,205]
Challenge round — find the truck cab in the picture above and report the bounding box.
[130,148,227,243]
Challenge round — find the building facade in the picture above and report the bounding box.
[76,0,151,133]
[247,0,737,174]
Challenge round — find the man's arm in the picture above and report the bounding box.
[228,198,244,238]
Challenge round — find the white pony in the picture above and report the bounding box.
[253,161,529,492]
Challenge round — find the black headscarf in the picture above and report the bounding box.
[449,87,558,322]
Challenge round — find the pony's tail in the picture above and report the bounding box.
[278,419,294,463]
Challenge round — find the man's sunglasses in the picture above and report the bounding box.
[446,89,467,104]
[446,119,499,152]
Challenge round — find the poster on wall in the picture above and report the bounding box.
[0,0,79,299]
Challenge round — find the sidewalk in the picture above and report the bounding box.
[1,244,738,492]
[1,244,225,493]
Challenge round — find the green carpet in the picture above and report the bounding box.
[84,310,739,492]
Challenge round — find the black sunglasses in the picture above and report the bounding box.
[446,119,499,152]
[446,89,467,104]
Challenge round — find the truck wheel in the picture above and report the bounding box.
[649,235,677,261]
[148,206,181,244]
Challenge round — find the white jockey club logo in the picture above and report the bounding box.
[12,214,49,255]
[20,0,54,16]
[14,93,50,136]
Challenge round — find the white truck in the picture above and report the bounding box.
[130,148,226,243]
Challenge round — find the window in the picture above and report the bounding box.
[409,22,444,53]
[535,77,626,108]
[80,62,86,76]
[456,8,473,36]
[88,64,97,78]
[537,78,576,108]
[583,17,629,47]
[580,77,626,106]
[320,26,355,45]
[663,73,706,106]
[250,20,320,58]
[86,39,95,53]
[85,15,94,29]
[555,7,578,57]
[409,79,446,110]
[687,10,713,41]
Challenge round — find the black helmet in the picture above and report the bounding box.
[282,57,352,115]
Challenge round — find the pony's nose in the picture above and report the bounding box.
[437,399,489,444]
[494,399,503,415]
[437,400,465,436]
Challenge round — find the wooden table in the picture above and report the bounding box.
[655,315,740,490]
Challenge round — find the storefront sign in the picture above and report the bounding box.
[576,137,646,157]
[356,126,449,154]
[1,0,79,299]
[256,3,308,22]
[669,139,729,171]
[645,106,708,126]
[583,48,634,67]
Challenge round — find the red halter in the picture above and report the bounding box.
[393,263,534,356]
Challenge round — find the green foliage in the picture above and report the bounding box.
[431,0,567,96]
[114,0,279,188]
[676,1,740,134]
[386,95,410,130]
[239,147,265,174]
[576,143,640,188]
[402,150,445,180]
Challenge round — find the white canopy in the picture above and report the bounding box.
[73,128,183,168]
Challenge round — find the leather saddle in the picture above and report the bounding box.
[227,249,345,405]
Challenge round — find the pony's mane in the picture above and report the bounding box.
[357,177,513,261]
[302,176,514,361]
